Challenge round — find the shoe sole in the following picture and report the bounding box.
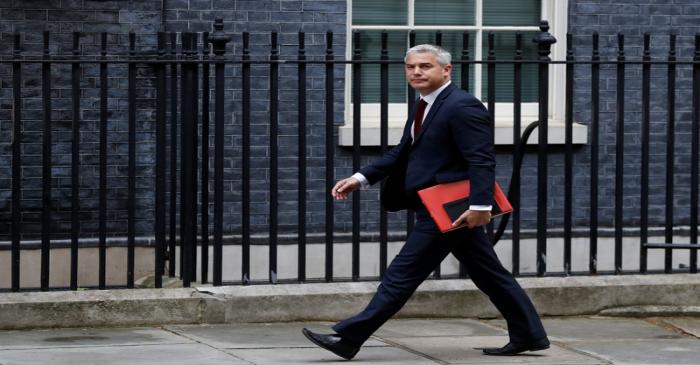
[482,343,550,356]
[301,328,355,360]
[528,344,550,352]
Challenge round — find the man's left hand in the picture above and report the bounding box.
[452,210,491,229]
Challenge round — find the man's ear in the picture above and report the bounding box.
[443,64,452,75]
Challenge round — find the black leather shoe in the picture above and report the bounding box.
[482,337,550,356]
[302,328,360,360]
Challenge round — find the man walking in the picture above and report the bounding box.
[302,44,548,360]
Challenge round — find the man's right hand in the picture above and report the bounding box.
[331,177,361,200]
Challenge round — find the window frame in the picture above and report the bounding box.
[340,0,586,146]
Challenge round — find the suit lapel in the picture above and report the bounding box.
[412,83,455,146]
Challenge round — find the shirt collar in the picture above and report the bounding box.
[419,80,451,105]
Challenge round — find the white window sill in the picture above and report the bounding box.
[338,121,587,146]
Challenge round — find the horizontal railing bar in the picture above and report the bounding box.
[351,25,540,31]
[4,58,700,65]
[645,243,700,249]
[4,225,698,248]
[1,268,691,293]
[213,268,694,286]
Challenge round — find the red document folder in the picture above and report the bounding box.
[417,180,512,233]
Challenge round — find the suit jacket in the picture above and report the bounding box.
[359,82,496,212]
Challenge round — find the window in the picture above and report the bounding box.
[340,0,585,146]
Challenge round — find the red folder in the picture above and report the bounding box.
[417,180,512,233]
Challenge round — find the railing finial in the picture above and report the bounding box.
[532,19,556,59]
[208,18,231,58]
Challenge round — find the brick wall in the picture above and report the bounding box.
[565,0,700,230]
[0,0,351,241]
[0,1,164,240]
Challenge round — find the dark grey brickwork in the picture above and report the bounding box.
[562,0,700,232]
[0,0,351,241]
[0,0,163,241]
[2,0,700,244]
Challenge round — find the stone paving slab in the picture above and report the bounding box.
[225,346,439,364]
[166,322,386,349]
[375,318,504,338]
[488,317,700,364]
[380,335,604,364]
[0,343,248,365]
[0,327,191,350]
[0,318,698,364]
[568,339,700,365]
[486,317,686,341]
[660,317,700,338]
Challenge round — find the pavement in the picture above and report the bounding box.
[0,316,698,364]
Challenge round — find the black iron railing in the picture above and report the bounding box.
[1,19,698,292]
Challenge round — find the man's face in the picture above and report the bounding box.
[404,52,452,95]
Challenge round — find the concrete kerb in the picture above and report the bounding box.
[0,288,223,330]
[0,274,698,330]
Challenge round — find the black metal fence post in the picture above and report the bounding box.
[11,32,22,292]
[242,31,251,285]
[41,30,52,291]
[200,31,211,284]
[692,34,700,274]
[191,34,200,283]
[208,18,230,286]
[168,32,179,278]
[70,31,81,291]
[432,30,443,280]
[512,32,523,276]
[351,30,361,281]
[155,32,167,288]
[458,31,469,278]
[127,32,137,288]
[640,33,651,274]
[269,32,279,284]
[181,32,197,287]
[665,34,677,273]
[297,31,307,282]
[533,21,556,277]
[179,33,187,280]
[379,31,389,279]
[99,32,108,289]
[324,31,335,282]
[460,32,470,93]
[406,31,416,238]
[590,32,600,275]
[614,34,625,275]
[487,32,496,142]
[564,33,574,276]
[485,32,496,249]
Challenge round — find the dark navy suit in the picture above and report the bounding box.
[332,82,547,346]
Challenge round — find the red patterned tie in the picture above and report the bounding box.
[413,98,428,138]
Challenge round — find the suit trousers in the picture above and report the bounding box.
[332,207,547,346]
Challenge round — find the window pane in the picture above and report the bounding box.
[415,31,475,95]
[483,0,540,26]
[353,0,407,26]
[415,0,475,26]
[481,32,538,102]
[353,31,408,103]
